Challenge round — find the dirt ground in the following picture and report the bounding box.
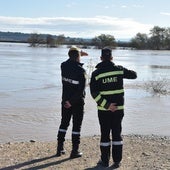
[0,135,169,170]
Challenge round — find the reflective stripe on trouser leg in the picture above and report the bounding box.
[112,141,123,162]
[100,142,111,164]
[98,110,111,164]
[72,131,80,146]
[57,128,67,142]
[72,131,81,151]
[57,105,72,142]
[72,103,84,146]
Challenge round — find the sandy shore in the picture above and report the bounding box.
[0,135,169,170]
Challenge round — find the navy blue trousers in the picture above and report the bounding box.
[57,103,84,146]
[98,110,124,163]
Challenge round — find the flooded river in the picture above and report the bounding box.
[0,42,170,143]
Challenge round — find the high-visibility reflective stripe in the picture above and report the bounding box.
[62,77,79,85]
[95,71,123,80]
[72,131,80,135]
[117,106,124,110]
[95,94,101,102]
[98,105,124,111]
[59,129,67,133]
[101,99,107,107]
[112,141,123,145]
[100,89,124,95]
[100,142,111,146]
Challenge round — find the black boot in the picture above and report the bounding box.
[70,144,82,159]
[56,142,66,157]
[100,145,110,167]
[70,150,82,158]
[112,144,122,164]
[97,159,109,167]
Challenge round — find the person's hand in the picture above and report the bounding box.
[108,103,117,112]
[64,101,72,108]
[80,50,88,56]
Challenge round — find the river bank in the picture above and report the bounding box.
[0,135,169,170]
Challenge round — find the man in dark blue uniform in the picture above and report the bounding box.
[90,47,137,168]
[56,46,88,158]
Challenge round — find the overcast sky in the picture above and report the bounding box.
[0,0,170,40]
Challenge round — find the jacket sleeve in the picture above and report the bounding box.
[69,71,86,105]
[123,67,137,79]
[90,72,110,109]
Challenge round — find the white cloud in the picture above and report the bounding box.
[121,5,127,8]
[0,16,153,39]
[160,12,170,16]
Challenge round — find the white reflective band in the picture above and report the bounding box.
[112,141,123,145]
[62,77,79,85]
[72,131,80,135]
[100,142,111,146]
[59,129,67,133]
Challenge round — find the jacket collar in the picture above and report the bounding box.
[95,60,115,69]
[67,59,84,66]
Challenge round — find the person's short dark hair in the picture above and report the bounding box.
[68,46,80,61]
[101,47,112,60]
[68,50,79,61]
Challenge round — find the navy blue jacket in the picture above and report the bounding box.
[61,59,86,106]
[90,61,137,111]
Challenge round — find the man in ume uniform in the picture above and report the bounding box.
[56,46,88,158]
[90,47,137,168]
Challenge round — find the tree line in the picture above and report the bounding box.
[131,26,170,50]
[28,26,170,50]
[1,26,169,50]
[28,33,117,49]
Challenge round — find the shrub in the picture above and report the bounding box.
[144,78,169,95]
